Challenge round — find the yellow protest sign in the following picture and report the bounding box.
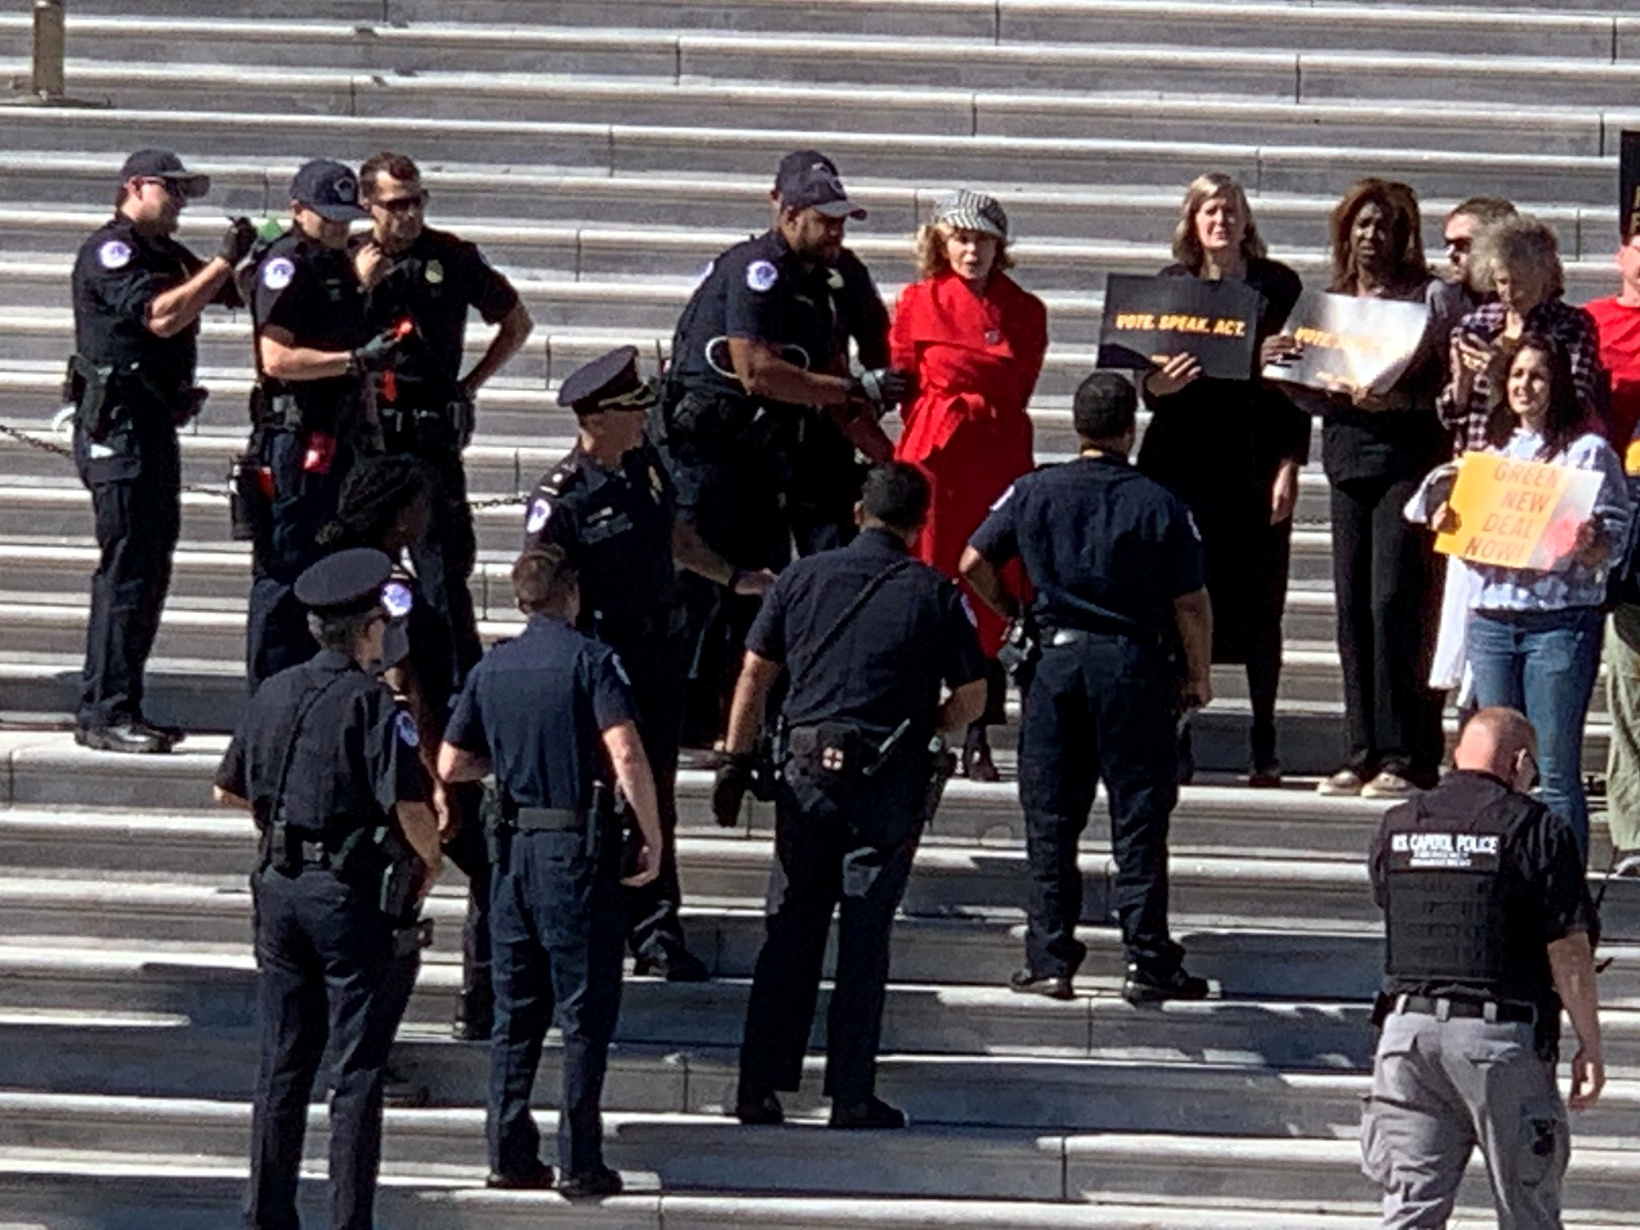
[1434,451,1603,571]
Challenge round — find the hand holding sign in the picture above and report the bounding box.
[1433,452,1604,572]
[1262,291,1429,397]
[1098,275,1264,381]
[1144,353,1204,397]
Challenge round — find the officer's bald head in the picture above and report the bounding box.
[1453,707,1538,782]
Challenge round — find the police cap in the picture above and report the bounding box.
[293,547,394,616]
[775,155,866,221]
[557,345,656,417]
[118,149,210,200]
[290,159,368,222]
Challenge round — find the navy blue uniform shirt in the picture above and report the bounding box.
[360,225,519,403]
[747,527,986,745]
[522,442,681,627]
[444,615,639,810]
[250,230,371,416]
[668,228,848,404]
[216,649,428,835]
[968,453,1207,639]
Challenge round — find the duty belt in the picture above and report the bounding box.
[508,807,586,832]
[1393,994,1538,1026]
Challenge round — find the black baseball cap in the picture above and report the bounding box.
[774,154,866,221]
[289,159,368,221]
[118,149,210,199]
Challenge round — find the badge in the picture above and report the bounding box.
[262,257,295,290]
[990,483,1016,511]
[526,498,552,534]
[394,709,419,748]
[746,260,779,293]
[425,259,444,285]
[381,580,414,619]
[826,268,844,291]
[96,240,132,270]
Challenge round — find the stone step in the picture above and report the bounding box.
[3,1091,1640,1214]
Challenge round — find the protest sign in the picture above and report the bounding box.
[1097,274,1263,380]
[1622,130,1640,241]
[1434,451,1603,571]
[1261,290,1428,396]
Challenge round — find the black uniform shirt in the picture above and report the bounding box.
[444,615,638,810]
[71,214,205,406]
[361,225,520,403]
[251,230,371,411]
[523,441,681,629]
[215,649,428,836]
[1369,769,1597,1008]
[968,453,1207,640]
[668,228,847,403]
[747,527,986,745]
[833,246,891,368]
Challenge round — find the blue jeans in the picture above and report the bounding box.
[1466,606,1602,854]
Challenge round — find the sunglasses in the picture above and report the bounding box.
[373,191,428,214]
[142,178,187,202]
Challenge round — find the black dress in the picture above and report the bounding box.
[1136,257,1308,769]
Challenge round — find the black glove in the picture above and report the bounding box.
[854,367,912,410]
[349,327,405,376]
[217,217,257,267]
[712,753,757,828]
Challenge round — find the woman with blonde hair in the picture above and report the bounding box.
[1137,171,1308,785]
[892,189,1048,779]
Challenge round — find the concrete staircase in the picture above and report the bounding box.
[2,1,1640,1226]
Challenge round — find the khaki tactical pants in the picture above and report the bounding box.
[1361,1010,1568,1229]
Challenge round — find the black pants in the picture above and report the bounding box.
[75,422,180,729]
[604,613,691,961]
[441,780,491,1016]
[488,826,625,1178]
[738,770,921,1105]
[1018,634,1183,979]
[1330,475,1443,781]
[788,412,863,559]
[404,453,482,680]
[246,865,413,1230]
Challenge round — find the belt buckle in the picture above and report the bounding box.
[1434,997,1452,1022]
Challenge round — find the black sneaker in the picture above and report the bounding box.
[559,1166,623,1199]
[452,990,493,1042]
[733,1091,784,1126]
[382,1067,430,1108]
[633,947,710,982]
[828,1095,907,1131]
[1122,964,1210,1005]
[486,1161,555,1190]
[1008,967,1074,1000]
[74,720,174,754]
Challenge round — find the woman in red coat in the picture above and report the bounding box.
[892,190,1049,779]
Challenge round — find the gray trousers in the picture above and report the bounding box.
[1361,1010,1569,1229]
[1605,605,1640,853]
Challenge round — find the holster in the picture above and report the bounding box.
[996,615,1042,687]
[229,448,272,543]
[64,354,115,441]
[330,821,421,922]
[662,386,761,450]
[921,741,958,827]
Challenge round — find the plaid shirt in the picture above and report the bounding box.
[1435,297,1605,454]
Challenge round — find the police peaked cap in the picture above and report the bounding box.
[294,547,395,616]
[557,345,656,417]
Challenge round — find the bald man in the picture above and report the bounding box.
[1362,707,1601,1229]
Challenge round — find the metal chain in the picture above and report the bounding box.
[0,419,528,507]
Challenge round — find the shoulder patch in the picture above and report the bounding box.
[261,256,296,291]
[425,259,444,285]
[990,483,1016,512]
[526,498,553,535]
[394,708,420,748]
[959,592,979,627]
[1185,509,1202,542]
[97,239,132,270]
[610,653,632,688]
[746,259,779,293]
[381,580,414,619]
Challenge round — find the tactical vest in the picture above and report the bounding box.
[1381,789,1538,989]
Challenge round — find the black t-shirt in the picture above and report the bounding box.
[968,453,1207,639]
[667,228,849,404]
[250,230,371,416]
[747,527,986,745]
[71,214,206,410]
[443,615,638,811]
[523,441,681,628]
[360,225,520,404]
[215,649,428,837]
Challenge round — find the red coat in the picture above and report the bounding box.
[891,271,1048,655]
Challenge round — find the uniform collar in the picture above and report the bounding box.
[568,441,638,491]
[1077,449,1132,468]
[853,525,910,555]
[1445,767,1514,793]
[312,648,361,674]
[526,612,575,634]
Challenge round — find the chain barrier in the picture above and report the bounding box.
[0,418,530,509]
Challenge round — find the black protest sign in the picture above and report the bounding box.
[1623,130,1640,240]
[1260,290,1429,397]
[1097,274,1264,380]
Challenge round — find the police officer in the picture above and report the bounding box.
[769,150,894,556]
[960,372,1213,1004]
[212,546,440,1230]
[355,150,535,674]
[245,159,406,690]
[662,157,907,744]
[437,547,663,1197]
[1363,707,1602,1228]
[69,149,255,752]
[524,347,770,980]
[716,462,987,1129]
